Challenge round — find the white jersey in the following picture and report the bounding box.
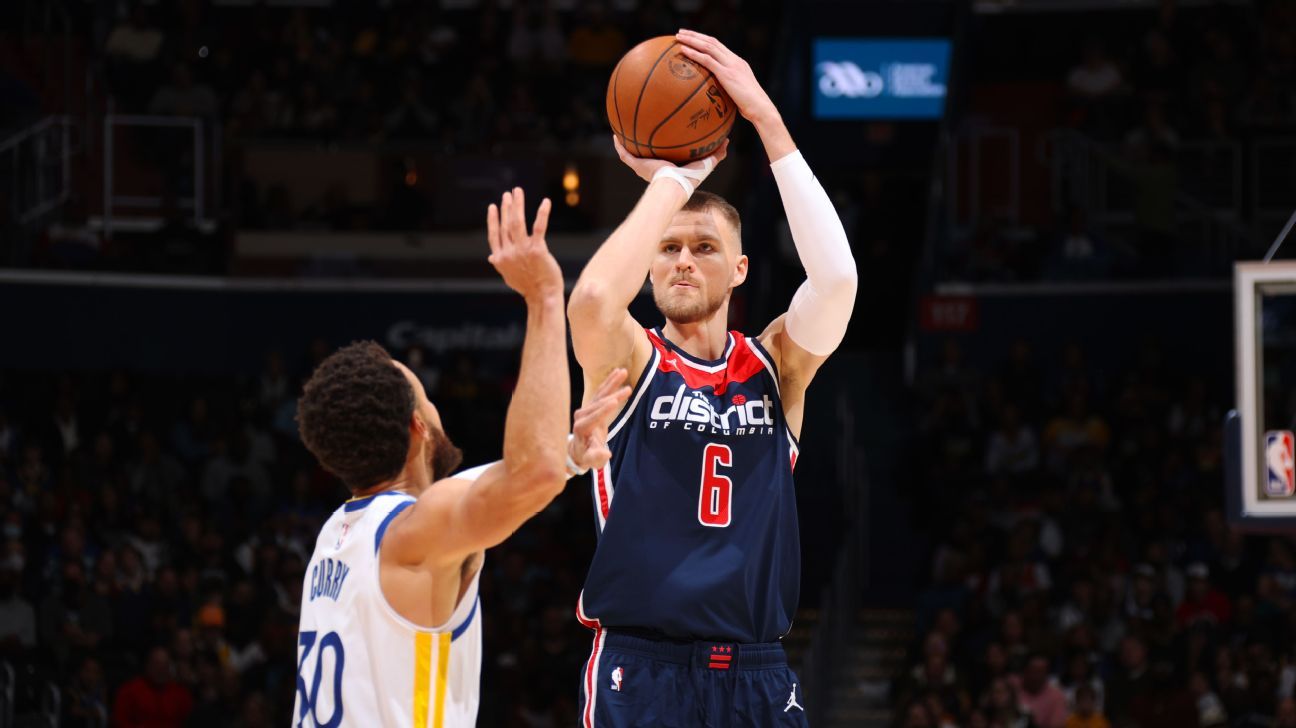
[294,466,490,728]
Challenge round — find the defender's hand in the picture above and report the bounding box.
[487,187,562,302]
[570,368,632,472]
[675,29,778,126]
[613,135,728,186]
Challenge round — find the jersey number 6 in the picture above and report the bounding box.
[698,443,733,528]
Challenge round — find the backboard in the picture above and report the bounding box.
[1229,262,1296,529]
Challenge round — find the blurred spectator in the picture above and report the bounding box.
[507,5,568,67]
[111,646,194,728]
[985,405,1039,477]
[983,676,1035,728]
[40,559,114,670]
[1175,562,1232,628]
[1189,670,1227,728]
[1009,655,1067,728]
[381,76,439,140]
[63,655,109,728]
[0,561,35,651]
[1043,393,1109,473]
[1064,683,1108,728]
[566,3,627,69]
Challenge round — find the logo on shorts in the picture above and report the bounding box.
[610,666,623,692]
[785,683,803,713]
[668,53,700,80]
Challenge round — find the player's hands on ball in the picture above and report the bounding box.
[675,29,778,126]
[613,135,728,185]
[487,188,562,303]
[570,368,633,472]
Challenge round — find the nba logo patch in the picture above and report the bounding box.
[610,666,623,692]
[1265,430,1295,497]
[335,523,351,549]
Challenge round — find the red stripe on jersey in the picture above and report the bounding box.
[790,450,798,472]
[582,628,604,727]
[646,330,767,396]
[575,592,600,630]
[595,467,610,520]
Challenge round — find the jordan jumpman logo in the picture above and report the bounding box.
[784,683,803,713]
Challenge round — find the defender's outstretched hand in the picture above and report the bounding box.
[487,188,562,302]
[569,368,632,472]
[675,29,778,125]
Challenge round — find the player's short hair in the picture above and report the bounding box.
[297,341,414,491]
[682,191,742,251]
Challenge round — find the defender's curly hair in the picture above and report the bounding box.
[296,341,414,491]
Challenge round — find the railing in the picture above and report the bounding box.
[799,396,869,723]
[0,116,75,225]
[38,683,59,728]
[945,124,1021,237]
[101,115,215,237]
[0,661,13,728]
[1253,137,1296,241]
[1045,129,1257,265]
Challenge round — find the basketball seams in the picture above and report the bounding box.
[609,36,735,161]
[642,111,736,151]
[645,70,715,148]
[610,59,632,155]
[631,40,679,156]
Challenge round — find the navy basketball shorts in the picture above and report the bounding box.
[577,630,810,727]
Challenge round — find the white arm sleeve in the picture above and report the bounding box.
[770,150,858,356]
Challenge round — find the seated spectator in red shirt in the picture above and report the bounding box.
[1175,562,1231,628]
[1010,654,1069,728]
[112,646,193,728]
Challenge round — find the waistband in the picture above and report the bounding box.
[601,629,788,671]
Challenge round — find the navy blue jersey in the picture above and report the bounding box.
[577,328,801,644]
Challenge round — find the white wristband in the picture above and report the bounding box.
[651,156,716,198]
[651,167,696,197]
[566,434,590,477]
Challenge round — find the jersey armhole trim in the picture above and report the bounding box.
[746,337,801,450]
[450,596,479,641]
[373,499,415,554]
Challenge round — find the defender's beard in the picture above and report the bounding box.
[652,281,728,325]
[426,425,464,481]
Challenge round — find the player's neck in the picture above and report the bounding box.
[352,457,432,500]
[662,310,730,360]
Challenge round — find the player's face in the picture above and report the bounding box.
[650,209,748,324]
[393,361,463,481]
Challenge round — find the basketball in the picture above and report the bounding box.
[606,36,736,163]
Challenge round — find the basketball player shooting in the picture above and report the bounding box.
[291,188,631,728]
[567,29,858,728]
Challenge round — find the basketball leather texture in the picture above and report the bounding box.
[606,36,736,163]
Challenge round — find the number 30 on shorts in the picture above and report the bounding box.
[698,444,733,527]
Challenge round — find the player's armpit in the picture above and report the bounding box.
[382,461,565,568]
[567,300,652,405]
[759,316,829,439]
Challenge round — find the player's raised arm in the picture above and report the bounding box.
[677,29,857,388]
[566,137,728,397]
[386,189,625,565]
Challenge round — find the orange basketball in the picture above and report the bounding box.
[606,36,736,163]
